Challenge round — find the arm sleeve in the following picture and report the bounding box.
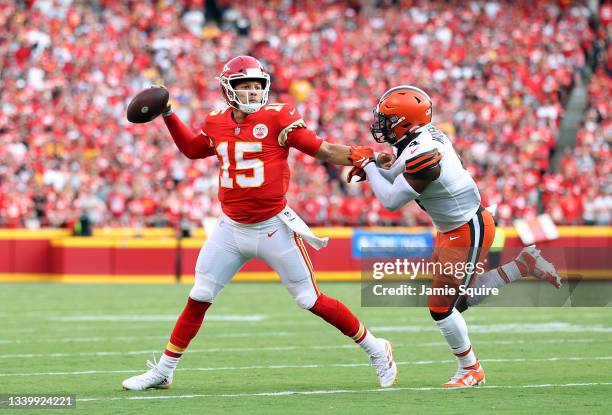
[286,127,323,157]
[364,163,419,211]
[377,167,396,183]
[163,113,215,160]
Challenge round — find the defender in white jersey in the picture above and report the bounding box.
[349,85,561,388]
[374,122,481,232]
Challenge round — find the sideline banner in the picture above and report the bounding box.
[351,229,433,259]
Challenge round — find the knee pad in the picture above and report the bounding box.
[428,292,456,320]
[189,272,224,303]
[429,307,453,321]
[294,291,318,310]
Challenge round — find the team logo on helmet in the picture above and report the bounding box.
[253,124,268,139]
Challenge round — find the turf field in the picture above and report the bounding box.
[1,282,611,414]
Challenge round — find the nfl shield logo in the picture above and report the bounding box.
[234,127,241,135]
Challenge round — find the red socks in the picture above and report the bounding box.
[163,297,211,358]
[309,293,367,342]
[162,293,368,361]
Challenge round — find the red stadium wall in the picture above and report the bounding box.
[0,227,610,283]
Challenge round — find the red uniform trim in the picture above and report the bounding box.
[163,349,182,358]
[498,267,511,284]
[293,232,320,295]
[454,346,472,357]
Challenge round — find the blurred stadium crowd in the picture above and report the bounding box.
[1,0,610,231]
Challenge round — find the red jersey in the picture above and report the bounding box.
[201,103,322,224]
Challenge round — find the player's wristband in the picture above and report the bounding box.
[162,107,174,117]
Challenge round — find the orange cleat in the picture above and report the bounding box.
[442,360,486,388]
[518,245,562,288]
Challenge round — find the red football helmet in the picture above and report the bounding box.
[217,56,271,114]
[371,85,433,145]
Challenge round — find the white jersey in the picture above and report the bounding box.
[381,124,481,232]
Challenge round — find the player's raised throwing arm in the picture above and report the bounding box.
[162,110,216,160]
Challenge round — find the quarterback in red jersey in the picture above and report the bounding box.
[203,96,318,224]
[122,56,397,390]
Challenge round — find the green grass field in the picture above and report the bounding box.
[1,282,611,414]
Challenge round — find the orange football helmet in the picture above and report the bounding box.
[371,85,433,145]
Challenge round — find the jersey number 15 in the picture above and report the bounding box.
[216,142,264,188]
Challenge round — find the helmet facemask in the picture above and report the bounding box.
[219,74,270,114]
[371,109,408,145]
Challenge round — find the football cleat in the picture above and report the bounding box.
[370,338,398,388]
[518,245,562,288]
[122,360,172,391]
[442,360,485,388]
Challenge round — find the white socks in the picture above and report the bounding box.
[499,261,523,283]
[157,354,180,376]
[466,260,524,306]
[435,308,477,368]
[357,330,380,355]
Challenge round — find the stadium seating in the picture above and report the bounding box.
[0,1,608,229]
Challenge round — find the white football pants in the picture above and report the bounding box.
[189,211,320,309]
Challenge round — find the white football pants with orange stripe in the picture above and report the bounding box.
[190,210,320,309]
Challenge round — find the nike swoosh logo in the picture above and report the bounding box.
[267,230,278,237]
[449,236,460,240]
[289,108,296,116]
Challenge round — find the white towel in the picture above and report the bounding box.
[278,206,329,250]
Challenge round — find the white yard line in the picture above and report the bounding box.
[0,331,301,345]
[372,322,612,333]
[47,314,268,322]
[1,356,611,378]
[78,382,612,402]
[0,338,598,359]
[3,320,611,345]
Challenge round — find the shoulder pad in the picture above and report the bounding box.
[404,143,442,174]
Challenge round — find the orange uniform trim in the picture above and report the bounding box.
[406,149,438,167]
[406,154,442,173]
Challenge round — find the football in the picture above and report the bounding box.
[126,86,170,123]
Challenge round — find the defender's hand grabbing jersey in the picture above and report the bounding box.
[202,103,321,223]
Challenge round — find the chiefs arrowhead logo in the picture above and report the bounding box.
[253,124,268,139]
